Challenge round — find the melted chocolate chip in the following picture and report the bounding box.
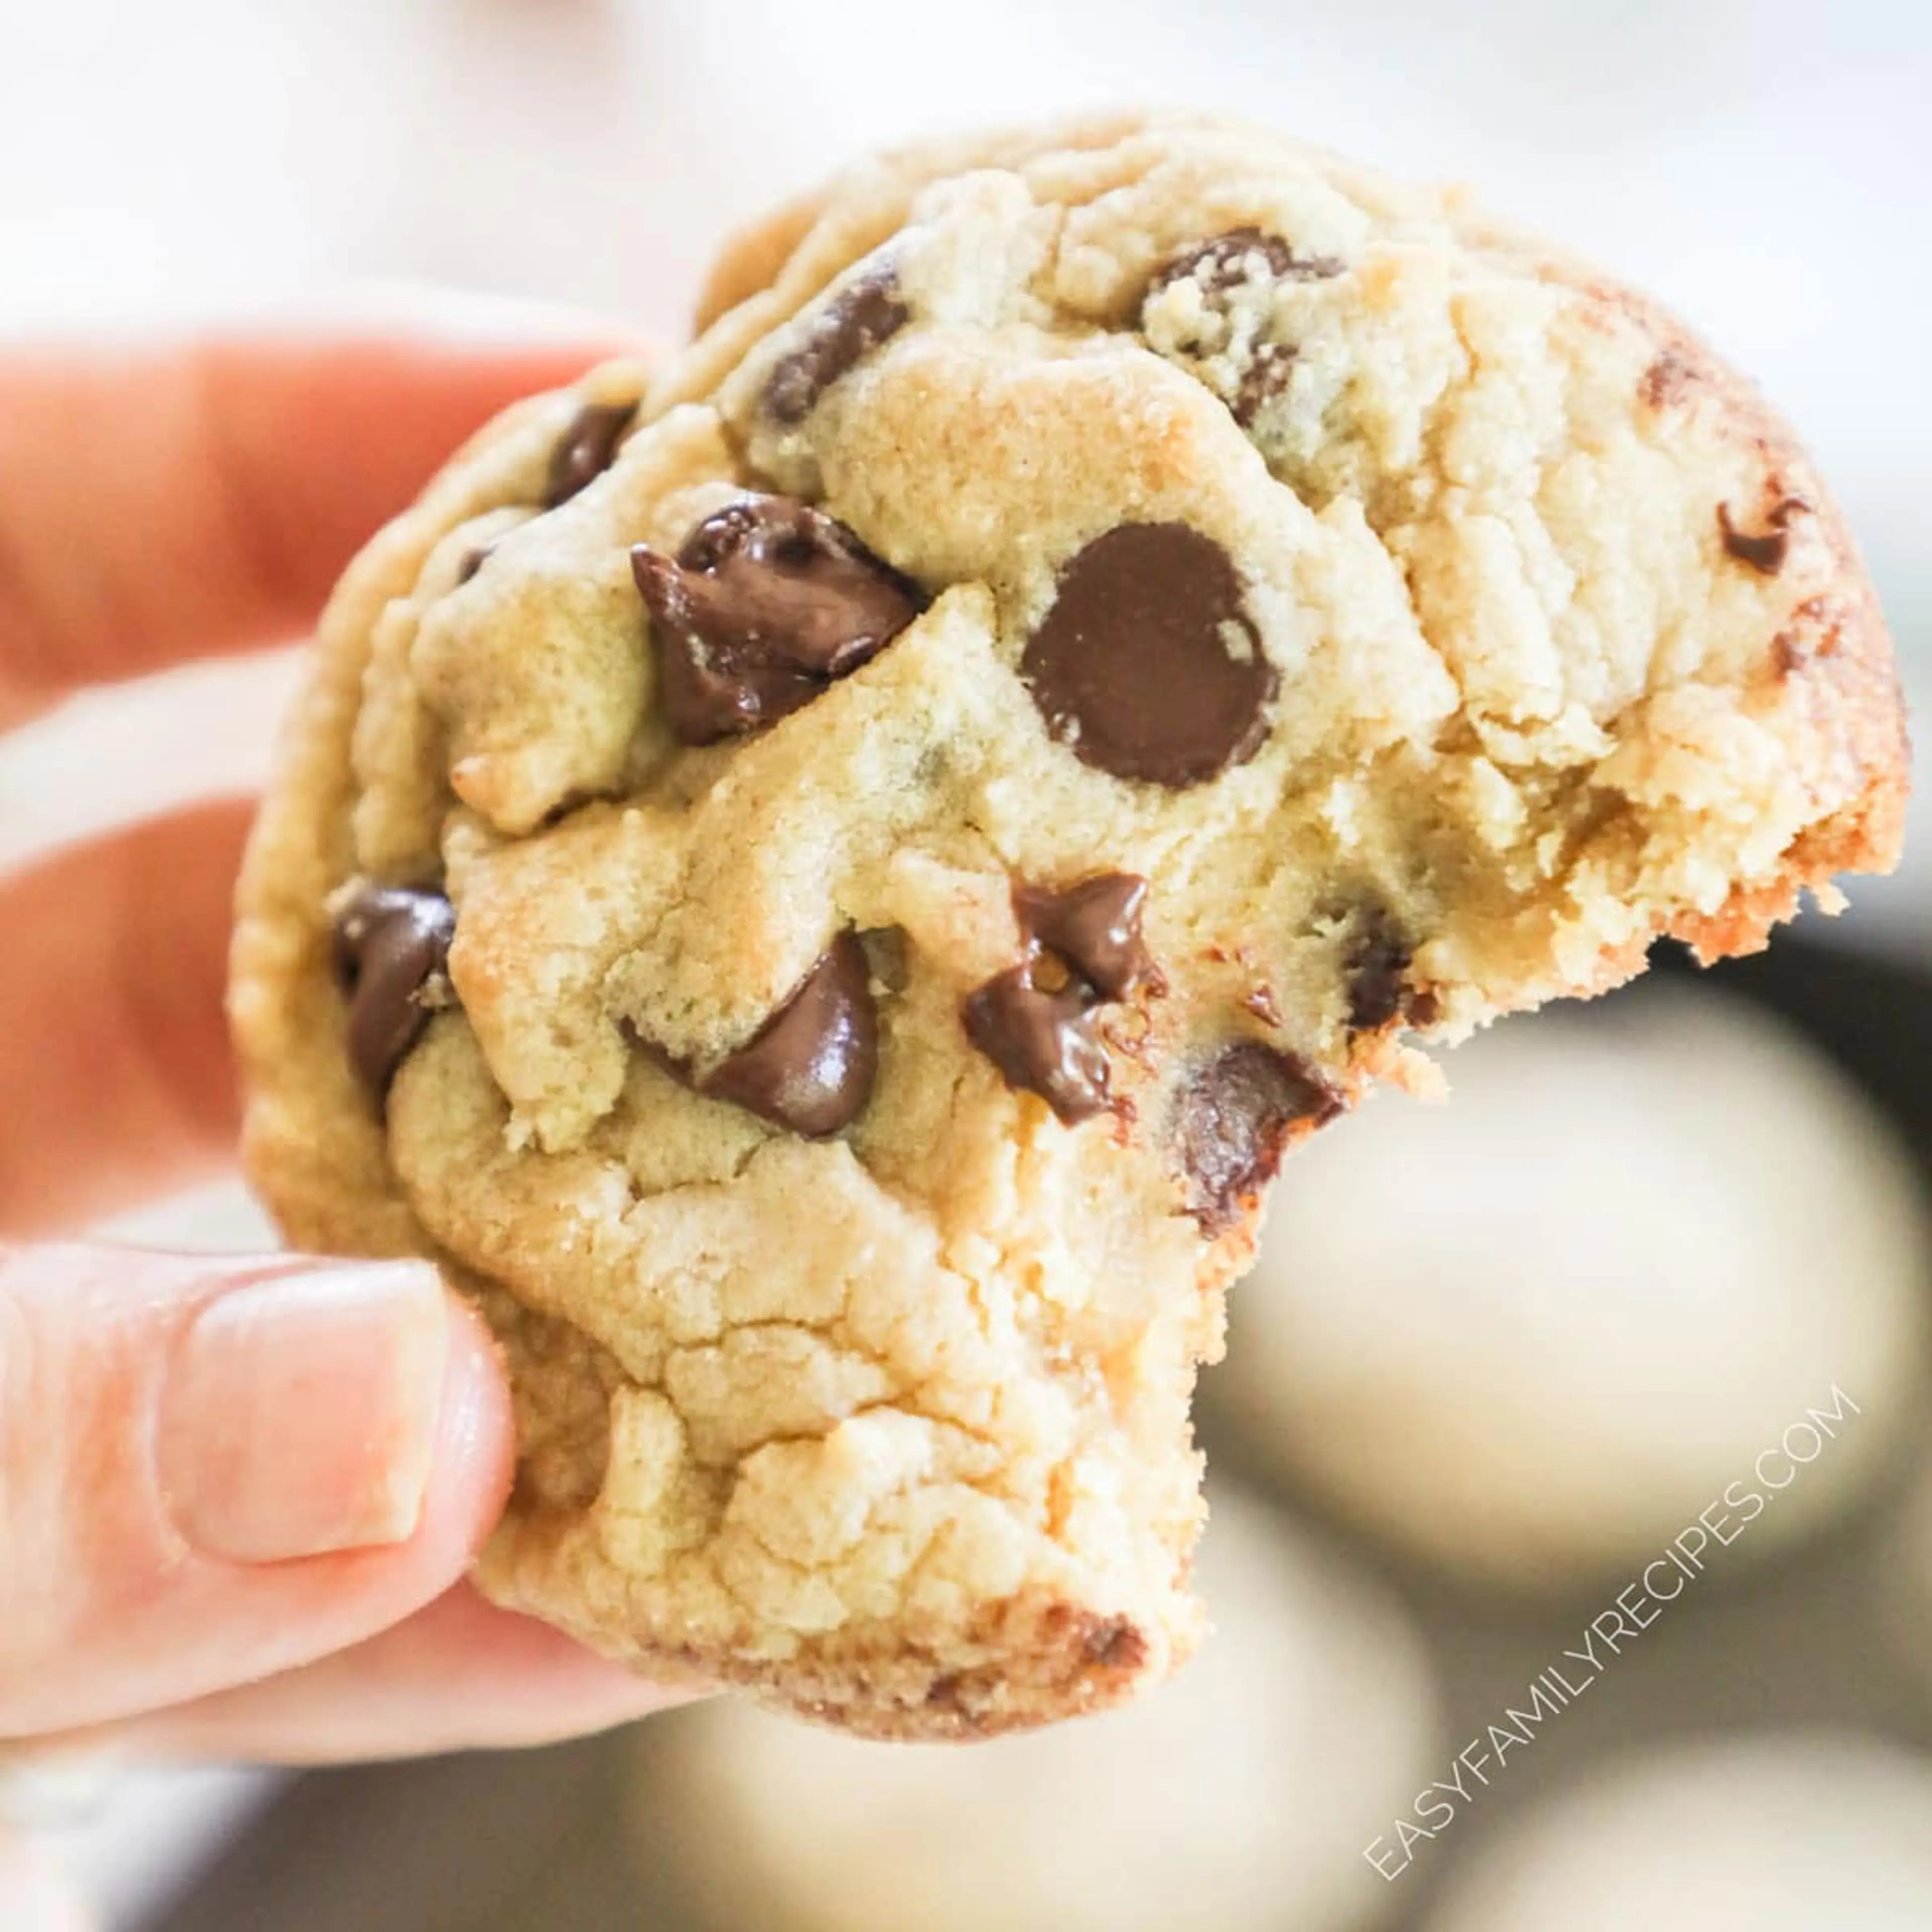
[545,401,637,509]
[1013,873,1158,1001]
[763,266,910,426]
[1174,1042,1342,1234]
[1022,523,1277,788]
[1718,496,1809,576]
[962,967,1113,1123]
[1344,910,1421,1033]
[632,496,926,744]
[331,886,457,1101]
[699,934,877,1137]
[963,871,1163,1121]
[1153,227,1344,295]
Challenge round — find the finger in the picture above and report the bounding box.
[0,303,643,725]
[0,1246,512,1738]
[48,1586,701,1764]
[0,1826,93,1932]
[0,799,252,1236]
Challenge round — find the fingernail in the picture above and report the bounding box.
[157,1262,450,1565]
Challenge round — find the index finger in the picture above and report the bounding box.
[0,303,642,727]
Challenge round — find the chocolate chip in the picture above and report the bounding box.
[1718,496,1809,576]
[1152,227,1344,296]
[331,886,457,1102]
[544,401,637,509]
[1345,910,1417,1033]
[963,967,1114,1123]
[698,934,877,1137]
[763,266,910,426]
[963,871,1163,1121]
[1013,873,1159,1001]
[632,495,926,744]
[456,540,496,586]
[1174,1041,1342,1234]
[1021,523,1276,787]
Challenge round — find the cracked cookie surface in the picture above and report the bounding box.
[232,111,1906,1737]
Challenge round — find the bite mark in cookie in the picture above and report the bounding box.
[1021,524,1276,787]
[632,495,927,744]
[330,885,457,1102]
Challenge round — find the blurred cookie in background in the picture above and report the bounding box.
[1212,984,1931,1593]
[1875,1454,1932,1708]
[1425,1734,1932,1929]
[636,1488,1439,1932]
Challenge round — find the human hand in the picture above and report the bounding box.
[0,310,689,1781]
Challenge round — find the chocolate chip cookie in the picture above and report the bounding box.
[232,112,1907,1738]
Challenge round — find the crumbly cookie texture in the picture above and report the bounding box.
[232,112,1906,1739]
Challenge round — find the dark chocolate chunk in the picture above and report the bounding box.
[699,934,877,1137]
[962,967,1113,1123]
[1152,227,1344,296]
[544,401,637,509]
[1021,523,1277,787]
[632,495,927,744]
[763,266,910,426]
[1718,496,1809,576]
[331,885,457,1101]
[1014,872,1158,1001]
[1174,1041,1342,1234]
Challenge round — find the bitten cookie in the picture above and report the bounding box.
[231,112,1907,1738]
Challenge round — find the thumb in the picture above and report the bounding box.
[0,1245,512,1739]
